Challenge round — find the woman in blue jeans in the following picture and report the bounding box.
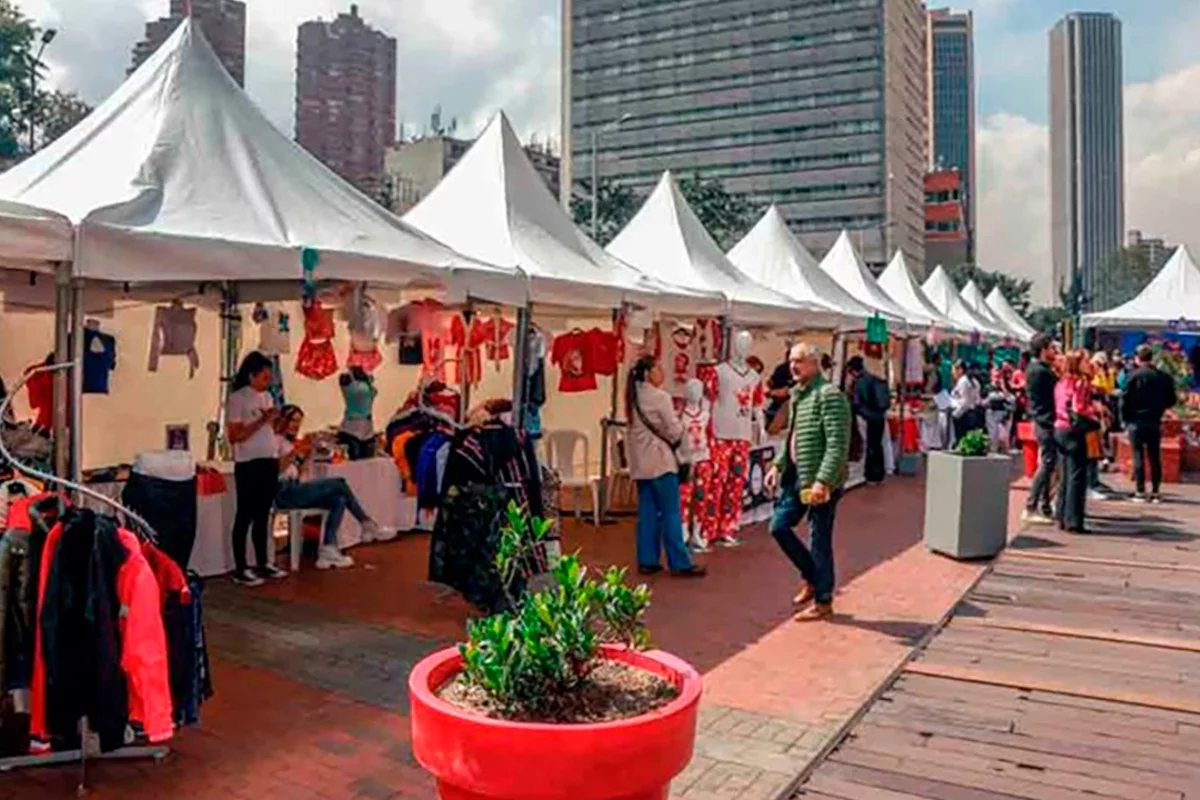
[625,355,706,578]
[275,405,381,569]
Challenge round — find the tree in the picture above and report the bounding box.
[0,0,37,159]
[1026,305,1070,337]
[1096,245,1154,310]
[676,172,759,251]
[570,177,641,247]
[946,263,1034,316]
[32,89,90,149]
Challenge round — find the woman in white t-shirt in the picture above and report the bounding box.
[273,405,380,570]
[226,352,284,587]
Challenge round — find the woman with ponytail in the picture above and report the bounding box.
[626,354,707,578]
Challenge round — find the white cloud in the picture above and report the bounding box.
[977,59,1200,308]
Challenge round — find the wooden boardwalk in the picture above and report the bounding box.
[794,490,1200,800]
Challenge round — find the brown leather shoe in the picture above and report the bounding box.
[795,603,833,622]
[793,583,815,607]
[670,565,708,578]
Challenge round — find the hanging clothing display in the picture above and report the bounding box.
[338,372,378,460]
[296,300,338,381]
[523,327,547,440]
[710,439,751,539]
[694,319,723,364]
[387,299,455,371]
[386,390,460,497]
[550,328,617,393]
[148,302,199,377]
[660,325,698,397]
[0,478,38,531]
[681,460,718,547]
[23,360,54,432]
[345,286,384,373]
[266,354,286,408]
[253,303,291,356]
[428,421,545,612]
[711,362,765,442]
[82,326,117,394]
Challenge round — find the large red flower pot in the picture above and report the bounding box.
[409,645,703,800]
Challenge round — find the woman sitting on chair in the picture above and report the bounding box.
[274,405,381,570]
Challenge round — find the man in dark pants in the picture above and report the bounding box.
[765,343,851,622]
[847,356,890,484]
[1122,345,1177,503]
[1023,333,1060,524]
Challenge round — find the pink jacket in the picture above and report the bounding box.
[1054,376,1094,431]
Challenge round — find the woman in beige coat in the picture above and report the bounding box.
[625,355,707,578]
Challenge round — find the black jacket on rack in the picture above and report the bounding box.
[429,422,544,612]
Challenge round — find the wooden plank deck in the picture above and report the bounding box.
[793,487,1200,800]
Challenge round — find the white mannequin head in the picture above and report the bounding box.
[730,329,752,365]
[684,378,704,408]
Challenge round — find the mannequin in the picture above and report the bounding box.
[679,379,716,553]
[708,330,763,546]
[338,366,378,460]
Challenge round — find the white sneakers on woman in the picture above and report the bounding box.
[316,546,355,570]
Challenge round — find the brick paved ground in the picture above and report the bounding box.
[2,468,999,800]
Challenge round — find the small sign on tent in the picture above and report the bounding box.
[866,314,888,344]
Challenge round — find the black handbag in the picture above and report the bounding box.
[632,393,690,484]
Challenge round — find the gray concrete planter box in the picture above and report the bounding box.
[923,451,1010,560]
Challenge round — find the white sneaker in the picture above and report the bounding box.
[691,539,712,554]
[232,568,264,587]
[1087,489,1110,502]
[360,520,378,543]
[373,523,398,542]
[1021,509,1054,525]
[316,546,355,570]
[1131,493,1148,504]
[715,536,743,548]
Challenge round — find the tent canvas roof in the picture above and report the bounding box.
[961,280,1021,340]
[876,250,962,332]
[405,112,687,310]
[817,231,907,322]
[726,206,871,329]
[0,20,518,297]
[921,266,1007,338]
[0,199,72,269]
[1081,245,1200,329]
[607,172,808,326]
[986,287,1038,342]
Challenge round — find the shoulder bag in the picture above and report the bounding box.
[632,391,691,484]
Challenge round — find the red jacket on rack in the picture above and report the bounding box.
[30,522,174,749]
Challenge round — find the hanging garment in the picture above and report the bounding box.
[415,433,450,512]
[0,478,37,531]
[694,319,723,364]
[680,403,713,464]
[82,327,117,394]
[711,362,765,442]
[148,303,199,377]
[114,528,173,745]
[122,470,198,572]
[254,304,292,356]
[710,439,751,539]
[451,316,483,387]
[660,324,698,398]
[296,301,338,381]
[0,527,32,696]
[344,286,384,373]
[266,354,286,408]
[680,459,718,547]
[23,362,53,432]
[550,329,600,393]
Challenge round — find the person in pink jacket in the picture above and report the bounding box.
[1053,350,1097,533]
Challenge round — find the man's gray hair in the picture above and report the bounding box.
[789,342,823,361]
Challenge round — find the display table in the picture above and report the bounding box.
[309,457,415,547]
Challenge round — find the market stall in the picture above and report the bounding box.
[961,279,1027,342]
[986,287,1038,343]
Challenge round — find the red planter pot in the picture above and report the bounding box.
[409,646,703,800]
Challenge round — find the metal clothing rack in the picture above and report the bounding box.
[0,362,170,791]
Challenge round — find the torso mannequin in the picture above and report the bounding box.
[707,330,763,546]
[679,379,717,552]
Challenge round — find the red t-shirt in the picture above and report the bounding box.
[25,364,53,431]
[551,330,599,393]
[590,329,619,377]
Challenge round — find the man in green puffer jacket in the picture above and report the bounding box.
[765,343,852,621]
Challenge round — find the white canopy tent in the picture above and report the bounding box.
[726,205,871,330]
[1081,245,1200,329]
[405,112,700,311]
[0,200,72,269]
[607,172,813,326]
[986,287,1038,343]
[818,231,907,323]
[922,266,1008,339]
[876,250,962,333]
[961,280,1022,340]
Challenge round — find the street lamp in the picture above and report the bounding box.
[590,112,634,239]
[27,28,57,153]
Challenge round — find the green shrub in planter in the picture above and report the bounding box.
[955,429,991,456]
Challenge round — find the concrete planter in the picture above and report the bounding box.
[924,451,1010,560]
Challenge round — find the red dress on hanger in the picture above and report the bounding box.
[296,301,338,381]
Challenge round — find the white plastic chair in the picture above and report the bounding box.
[544,430,600,526]
[603,426,636,512]
[274,508,329,573]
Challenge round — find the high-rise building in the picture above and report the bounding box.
[1127,230,1177,272]
[384,135,560,214]
[1049,12,1124,309]
[924,166,969,271]
[296,5,397,199]
[927,8,975,261]
[563,0,929,270]
[131,0,246,86]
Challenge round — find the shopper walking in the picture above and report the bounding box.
[847,356,889,484]
[1122,345,1178,503]
[765,343,851,622]
[226,352,285,586]
[273,405,383,569]
[949,360,984,442]
[1023,334,1059,524]
[626,355,706,578]
[1054,350,1097,533]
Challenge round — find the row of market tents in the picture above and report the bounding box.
[0,18,1039,343]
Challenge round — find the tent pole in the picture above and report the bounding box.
[896,330,909,474]
[70,279,85,484]
[511,304,530,433]
[215,283,240,460]
[51,260,70,478]
[597,306,622,521]
[460,301,475,424]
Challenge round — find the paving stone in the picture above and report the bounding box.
[737,771,792,800]
[350,776,401,799]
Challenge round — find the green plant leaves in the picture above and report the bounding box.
[955,429,991,457]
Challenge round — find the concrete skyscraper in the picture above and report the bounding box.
[296,5,397,199]
[563,0,930,269]
[926,8,975,263]
[1049,12,1124,309]
[131,0,246,86]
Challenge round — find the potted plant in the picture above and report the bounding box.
[408,503,702,800]
[923,430,1010,559]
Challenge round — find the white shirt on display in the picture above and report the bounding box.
[227,386,277,462]
[711,361,764,442]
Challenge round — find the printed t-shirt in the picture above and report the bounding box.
[680,403,713,464]
[82,328,117,394]
[226,386,276,462]
[711,362,764,441]
[551,330,600,393]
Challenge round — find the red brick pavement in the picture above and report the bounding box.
[3,470,1000,800]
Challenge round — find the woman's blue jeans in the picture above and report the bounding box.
[635,473,694,571]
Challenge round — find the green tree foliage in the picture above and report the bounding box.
[570,178,640,247]
[1097,245,1155,310]
[946,263,1034,316]
[1026,305,1070,337]
[33,88,90,149]
[0,0,37,159]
